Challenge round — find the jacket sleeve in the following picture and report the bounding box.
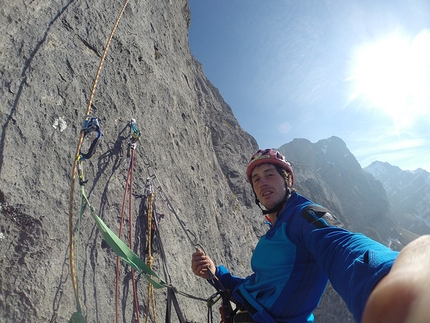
[288,204,399,322]
[207,265,248,292]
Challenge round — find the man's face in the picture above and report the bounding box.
[251,163,287,210]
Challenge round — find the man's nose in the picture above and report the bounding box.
[259,177,268,187]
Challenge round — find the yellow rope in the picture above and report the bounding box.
[145,192,157,323]
[67,0,130,316]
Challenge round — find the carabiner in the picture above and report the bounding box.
[79,117,102,160]
[127,119,141,158]
[130,118,141,143]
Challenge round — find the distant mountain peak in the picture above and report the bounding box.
[365,162,430,234]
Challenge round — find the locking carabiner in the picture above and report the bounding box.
[127,119,141,157]
[130,118,141,143]
[79,117,102,160]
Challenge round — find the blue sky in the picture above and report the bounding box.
[188,0,430,172]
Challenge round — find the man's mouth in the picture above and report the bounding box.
[262,191,272,197]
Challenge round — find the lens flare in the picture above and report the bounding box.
[349,30,430,131]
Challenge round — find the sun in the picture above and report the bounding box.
[349,30,430,131]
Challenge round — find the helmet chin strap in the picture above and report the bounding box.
[255,188,292,215]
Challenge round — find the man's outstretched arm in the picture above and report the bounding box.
[362,235,430,323]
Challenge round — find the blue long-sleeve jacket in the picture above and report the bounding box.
[210,192,398,323]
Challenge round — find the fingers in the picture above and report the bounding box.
[191,253,210,278]
[191,248,215,279]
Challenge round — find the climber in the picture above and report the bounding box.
[191,148,430,323]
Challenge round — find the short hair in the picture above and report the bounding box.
[274,164,293,188]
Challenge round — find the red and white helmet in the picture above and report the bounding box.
[246,149,294,185]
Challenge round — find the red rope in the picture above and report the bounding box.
[115,161,129,323]
[129,149,141,323]
[115,147,140,323]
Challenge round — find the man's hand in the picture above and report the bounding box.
[191,248,216,279]
[362,235,430,323]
